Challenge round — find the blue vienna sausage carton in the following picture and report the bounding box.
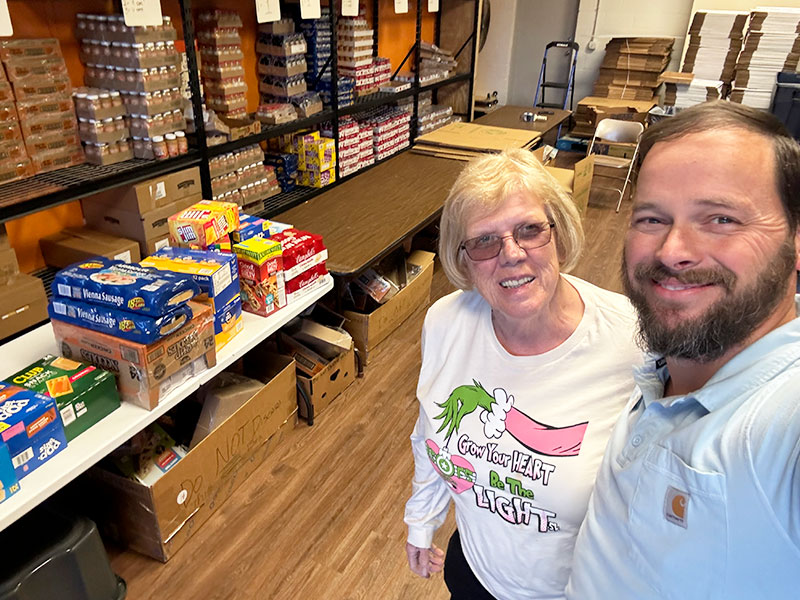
[49,297,193,344]
[0,383,68,479]
[52,257,199,316]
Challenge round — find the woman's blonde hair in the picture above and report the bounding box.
[439,149,585,290]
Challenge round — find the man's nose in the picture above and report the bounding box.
[654,223,701,270]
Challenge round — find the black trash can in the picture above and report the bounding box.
[771,71,800,139]
[0,505,126,600]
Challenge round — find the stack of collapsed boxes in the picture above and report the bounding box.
[208,144,281,213]
[197,10,248,119]
[0,39,84,177]
[76,14,187,160]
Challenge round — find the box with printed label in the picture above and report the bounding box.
[0,383,68,479]
[168,200,240,247]
[233,237,285,318]
[7,355,121,441]
[39,228,141,269]
[81,167,202,214]
[141,247,239,313]
[82,194,201,258]
[84,351,297,561]
[0,273,48,342]
[51,302,216,410]
[0,442,19,504]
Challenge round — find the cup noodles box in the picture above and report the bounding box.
[0,442,20,504]
[0,383,68,479]
[233,237,286,317]
[168,200,240,248]
[270,229,328,280]
[7,355,121,441]
[51,302,216,410]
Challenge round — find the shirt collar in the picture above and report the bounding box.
[633,295,800,412]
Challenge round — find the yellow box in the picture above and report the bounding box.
[233,236,282,265]
[168,200,240,247]
[300,167,336,188]
[303,138,336,170]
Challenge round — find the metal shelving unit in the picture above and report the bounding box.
[0,0,479,226]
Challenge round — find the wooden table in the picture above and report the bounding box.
[475,105,572,145]
[275,151,465,276]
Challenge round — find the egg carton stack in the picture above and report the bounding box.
[257,19,309,107]
[208,144,281,213]
[731,7,800,110]
[300,10,332,89]
[76,13,187,160]
[0,39,85,177]
[417,104,454,135]
[197,10,248,119]
[417,41,456,83]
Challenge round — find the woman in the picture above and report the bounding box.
[404,149,642,599]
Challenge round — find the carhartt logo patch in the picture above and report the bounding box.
[664,486,688,528]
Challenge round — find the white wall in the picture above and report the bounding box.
[573,0,695,102]
[474,0,518,105]
[507,0,580,105]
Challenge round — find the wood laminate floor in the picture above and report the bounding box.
[109,184,634,599]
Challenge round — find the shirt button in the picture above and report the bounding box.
[631,435,643,447]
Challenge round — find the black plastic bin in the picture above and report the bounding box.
[772,71,800,139]
[0,505,126,600]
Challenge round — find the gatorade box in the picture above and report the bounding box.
[7,355,121,441]
[0,383,68,479]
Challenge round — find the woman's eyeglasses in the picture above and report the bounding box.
[460,222,555,261]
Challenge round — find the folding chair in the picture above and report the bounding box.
[587,118,644,213]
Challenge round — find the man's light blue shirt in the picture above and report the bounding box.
[567,297,800,599]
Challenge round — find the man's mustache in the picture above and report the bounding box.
[632,262,736,292]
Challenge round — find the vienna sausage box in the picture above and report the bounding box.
[0,383,68,478]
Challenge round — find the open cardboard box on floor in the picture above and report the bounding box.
[532,146,594,215]
[83,351,298,562]
[343,250,435,367]
[296,342,355,421]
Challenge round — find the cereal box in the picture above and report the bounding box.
[7,355,121,441]
[233,237,286,317]
[0,383,68,479]
[168,200,240,247]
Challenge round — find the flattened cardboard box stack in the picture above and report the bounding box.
[572,96,656,138]
[682,10,748,92]
[731,7,800,110]
[592,37,673,101]
[660,71,724,109]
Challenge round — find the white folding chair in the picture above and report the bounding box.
[587,118,644,213]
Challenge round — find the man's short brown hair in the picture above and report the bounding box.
[637,100,800,230]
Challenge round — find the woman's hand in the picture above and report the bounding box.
[406,542,445,578]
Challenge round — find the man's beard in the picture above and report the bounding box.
[622,237,797,363]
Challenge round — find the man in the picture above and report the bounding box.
[566,100,800,599]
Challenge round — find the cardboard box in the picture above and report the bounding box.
[39,227,141,269]
[0,382,68,479]
[0,246,18,283]
[343,251,434,366]
[82,167,202,215]
[51,302,216,410]
[7,355,120,441]
[82,194,201,257]
[85,352,297,561]
[0,273,48,341]
[297,343,355,420]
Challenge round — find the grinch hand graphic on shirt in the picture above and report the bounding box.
[426,380,588,533]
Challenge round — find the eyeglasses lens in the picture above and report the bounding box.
[462,223,553,261]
